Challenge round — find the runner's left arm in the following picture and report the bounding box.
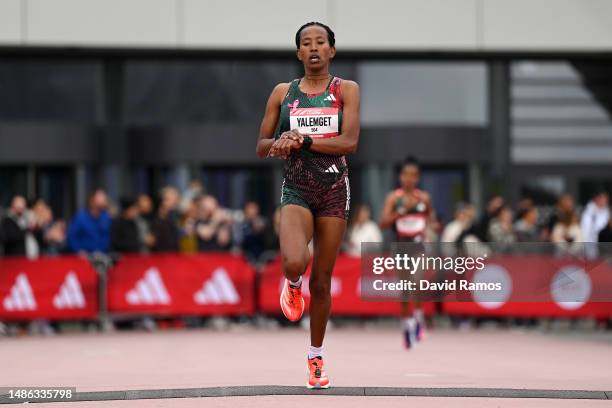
[309,80,360,155]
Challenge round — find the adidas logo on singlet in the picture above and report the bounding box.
[324,164,340,173]
[323,94,336,102]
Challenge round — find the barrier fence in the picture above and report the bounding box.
[0,253,611,323]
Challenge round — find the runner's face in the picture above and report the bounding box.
[297,26,335,70]
[399,165,419,189]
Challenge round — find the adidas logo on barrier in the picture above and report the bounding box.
[3,273,37,311]
[126,267,171,305]
[324,164,340,173]
[193,268,240,305]
[53,272,86,309]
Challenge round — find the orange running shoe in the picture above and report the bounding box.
[307,357,330,389]
[280,279,304,322]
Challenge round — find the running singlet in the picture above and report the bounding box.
[276,76,350,219]
[276,76,346,185]
[393,188,429,242]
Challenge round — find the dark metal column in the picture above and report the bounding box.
[489,61,512,200]
[100,58,129,201]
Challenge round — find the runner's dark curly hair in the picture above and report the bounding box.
[295,22,335,48]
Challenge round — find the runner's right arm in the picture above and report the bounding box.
[380,192,399,229]
[256,83,297,159]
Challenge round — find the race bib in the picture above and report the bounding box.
[290,107,339,139]
[396,215,426,237]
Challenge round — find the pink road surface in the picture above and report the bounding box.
[29,397,612,408]
[1,327,610,407]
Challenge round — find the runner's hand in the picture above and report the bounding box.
[269,137,301,159]
[280,130,304,145]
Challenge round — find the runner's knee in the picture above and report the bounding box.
[309,275,331,299]
[282,254,308,277]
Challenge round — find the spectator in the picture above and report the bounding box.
[488,205,515,252]
[542,194,575,241]
[67,189,111,254]
[346,204,382,257]
[425,208,443,243]
[515,196,535,222]
[1,196,34,257]
[598,214,612,256]
[135,193,155,253]
[581,190,610,259]
[470,195,505,241]
[179,197,199,253]
[442,202,476,243]
[180,179,205,214]
[599,214,612,242]
[260,207,281,262]
[581,190,610,242]
[233,201,266,262]
[514,207,540,242]
[110,197,141,253]
[441,202,477,256]
[151,187,180,252]
[194,195,232,252]
[552,211,583,256]
[44,220,67,255]
[31,199,66,255]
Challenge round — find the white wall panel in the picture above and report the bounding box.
[183,0,328,49]
[0,0,22,44]
[333,0,478,50]
[26,0,178,47]
[483,0,612,50]
[1,0,611,51]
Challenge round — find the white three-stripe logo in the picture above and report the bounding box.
[126,267,171,305]
[193,268,240,305]
[53,272,86,309]
[345,176,351,211]
[2,273,37,311]
[324,164,340,173]
[324,94,336,102]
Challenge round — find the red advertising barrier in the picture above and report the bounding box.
[107,253,256,316]
[259,254,435,316]
[442,256,612,318]
[0,256,99,321]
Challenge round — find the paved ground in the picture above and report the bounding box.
[18,397,612,408]
[0,326,610,406]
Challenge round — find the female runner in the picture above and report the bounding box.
[256,21,360,389]
[380,157,432,349]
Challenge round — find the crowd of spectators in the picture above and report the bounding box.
[430,190,611,256]
[1,182,611,262]
[0,181,279,264]
[1,184,610,336]
[344,189,611,257]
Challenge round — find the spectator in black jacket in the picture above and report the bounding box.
[135,193,155,253]
[151,187,180,252]
[1,196,29,256]
[599,214,612,243]
[233,201,266,262]
[111,197,141,253]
